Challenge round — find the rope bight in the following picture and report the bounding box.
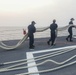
[0,24,76,74]
[0,24,76,50]
[0,45,75,74]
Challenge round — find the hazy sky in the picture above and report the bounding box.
[0,0,76,27]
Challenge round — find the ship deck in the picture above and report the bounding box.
[0,36,76,75]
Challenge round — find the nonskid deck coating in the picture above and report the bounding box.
[0,36,76,75]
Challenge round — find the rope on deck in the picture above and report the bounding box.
[0,25,76,75]
[0,24,76,50]
[16,60,76,75]
[3,47,74,69]
[0,46,75,73]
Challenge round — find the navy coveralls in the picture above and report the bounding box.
[67,21,75,41]
[28,24,36,48]
[48,23,58,45]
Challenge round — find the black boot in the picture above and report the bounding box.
[70,40,73,42]
[47,41,50,45]
[66,38,68,41]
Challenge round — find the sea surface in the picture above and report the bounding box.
[0,26,76,41]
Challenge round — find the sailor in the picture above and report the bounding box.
[47,19,58,46]
[28,21,36,50]
[66,18,76,42]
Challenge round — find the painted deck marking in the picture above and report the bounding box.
[26,52,39,75]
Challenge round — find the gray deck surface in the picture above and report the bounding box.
[0,36,76,75]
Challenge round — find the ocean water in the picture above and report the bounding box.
[0,26,76,41]
[0,27,24,41]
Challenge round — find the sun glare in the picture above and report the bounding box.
[0,0,55,12]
